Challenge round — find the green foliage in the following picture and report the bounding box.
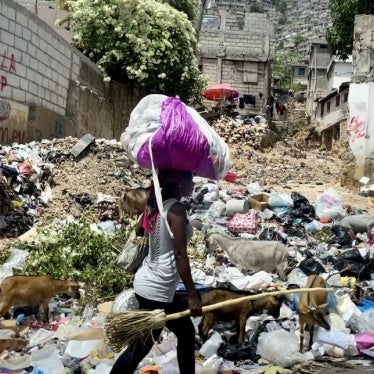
[250,2,264,13]
[326,0,372,60]
[7,221,132,306]
[64,0,205,104]
[278,15,288,25]
[272,50,302,88]
[56,0,69,11]
[275,0,288,15]
[293,34,305,48]
[162,0,199,21]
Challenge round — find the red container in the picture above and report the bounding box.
[224,171,237,183]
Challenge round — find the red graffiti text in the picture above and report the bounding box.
[0,76,7,91]
[348,115,366,142]
[0,127,26,144]
[0,50,17,92]
[0,51,16,73]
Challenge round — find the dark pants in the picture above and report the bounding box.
[110,293,196,374]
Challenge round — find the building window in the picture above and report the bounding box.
[321,102,324,117]
[298,67,305,76]
[336,95,340,107]
[201,16,221,30]
[326,101,331,114]
[343,92,348,102]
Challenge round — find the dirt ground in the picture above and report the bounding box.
[37,131,374,225]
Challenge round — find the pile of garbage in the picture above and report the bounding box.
[0,137,151,240]
[209,116,278,149]
[1,135,374,373]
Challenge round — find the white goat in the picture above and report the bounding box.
[206,233,289,279]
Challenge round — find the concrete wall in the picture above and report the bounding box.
[348,82,374,178]
[0,0,140,145]
[348,15,374,182]
[352,15,374,84]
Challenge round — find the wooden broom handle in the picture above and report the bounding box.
[165,287,333,321]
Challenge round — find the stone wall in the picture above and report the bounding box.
[352,15,374,83]
[346,15,374,185]
[0,0,140,145]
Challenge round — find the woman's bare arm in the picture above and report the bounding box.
[168,202,202,316]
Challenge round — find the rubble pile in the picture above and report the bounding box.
[210,116,277,149]
[0,135,374,373]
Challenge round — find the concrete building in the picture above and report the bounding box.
[306,40,331,114]
[307,45,352,151]
[291,63,309,87]
[199,5,274,114]
[315,82,350,150]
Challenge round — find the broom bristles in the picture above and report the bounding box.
[105,309,166,351]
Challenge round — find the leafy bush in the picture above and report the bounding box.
[64,0,206,104]
[7,221,132,306]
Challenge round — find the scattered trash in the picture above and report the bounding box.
[1,131,374,373]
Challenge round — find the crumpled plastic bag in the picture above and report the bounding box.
[268,194,294,217]
[256,329,313,367]
[315,188,346,221]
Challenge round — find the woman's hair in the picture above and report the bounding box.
[158,169,193,188]
[142,169,192,233]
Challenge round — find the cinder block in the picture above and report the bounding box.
[3,4,16,21]
[359,176,370,185]
[0,15,9,30]
[28,19,37,34]
[16,12,28,27]
[12,88,25,102]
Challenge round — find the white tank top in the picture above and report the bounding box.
[134,198,193,302]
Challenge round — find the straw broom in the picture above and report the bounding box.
[105,287,332,351]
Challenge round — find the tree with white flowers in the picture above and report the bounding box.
[65,0,205,103]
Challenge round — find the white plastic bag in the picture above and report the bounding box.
[199,332,223,358]
[31,346,65,374]
[256,329,313,367]
[315,188,346,220]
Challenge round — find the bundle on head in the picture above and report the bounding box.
[104,287,332,352]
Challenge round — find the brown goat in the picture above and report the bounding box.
[118,187,150,221]
[199,289,281,344]
[297,275,331,352]
[0,275,79,322]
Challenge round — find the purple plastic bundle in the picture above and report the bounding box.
[121,95,230,180]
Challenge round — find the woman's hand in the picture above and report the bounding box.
[188,292,202,317]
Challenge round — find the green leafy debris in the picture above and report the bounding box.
[5,221,132,306]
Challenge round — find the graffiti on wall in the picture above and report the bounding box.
[0,126,26,144]
[0,100,10,121]
[53,119,63,138]
[0,99,28,144]
[0,50,17,92]
[348,115,367,142]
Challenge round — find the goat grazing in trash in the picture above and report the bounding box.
[199,289,281,344]
[297,274,331,352]
[333,214,374,239]
[205,233,289,279]
[0,275,80,322]
[118,186,150,221]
